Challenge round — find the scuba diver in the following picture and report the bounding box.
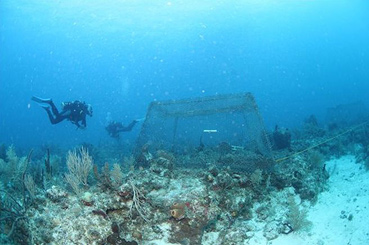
[105,120,139,139]
[31,96,93,129]
[272,125,291,150]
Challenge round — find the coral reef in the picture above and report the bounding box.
[0,144,326,244]
[2,118,369,244]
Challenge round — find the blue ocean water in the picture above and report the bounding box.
[1,0,369,149]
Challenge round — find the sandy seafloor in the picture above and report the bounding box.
[263,155,369,245]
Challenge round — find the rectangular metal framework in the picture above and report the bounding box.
[135,93,274,169]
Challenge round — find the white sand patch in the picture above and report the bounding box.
[146,222,178,245]
[202,232,220,244]
[271,155,369,245]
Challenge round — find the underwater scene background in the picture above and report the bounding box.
[1,0,369,244]
[1,0,369,148]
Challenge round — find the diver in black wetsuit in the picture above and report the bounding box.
[32,96,93,129]
[105,120,138,138]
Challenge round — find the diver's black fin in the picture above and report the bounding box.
[39,103,51,109]
[31,96,52,104]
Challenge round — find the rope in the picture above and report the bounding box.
[275,120,369,163]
